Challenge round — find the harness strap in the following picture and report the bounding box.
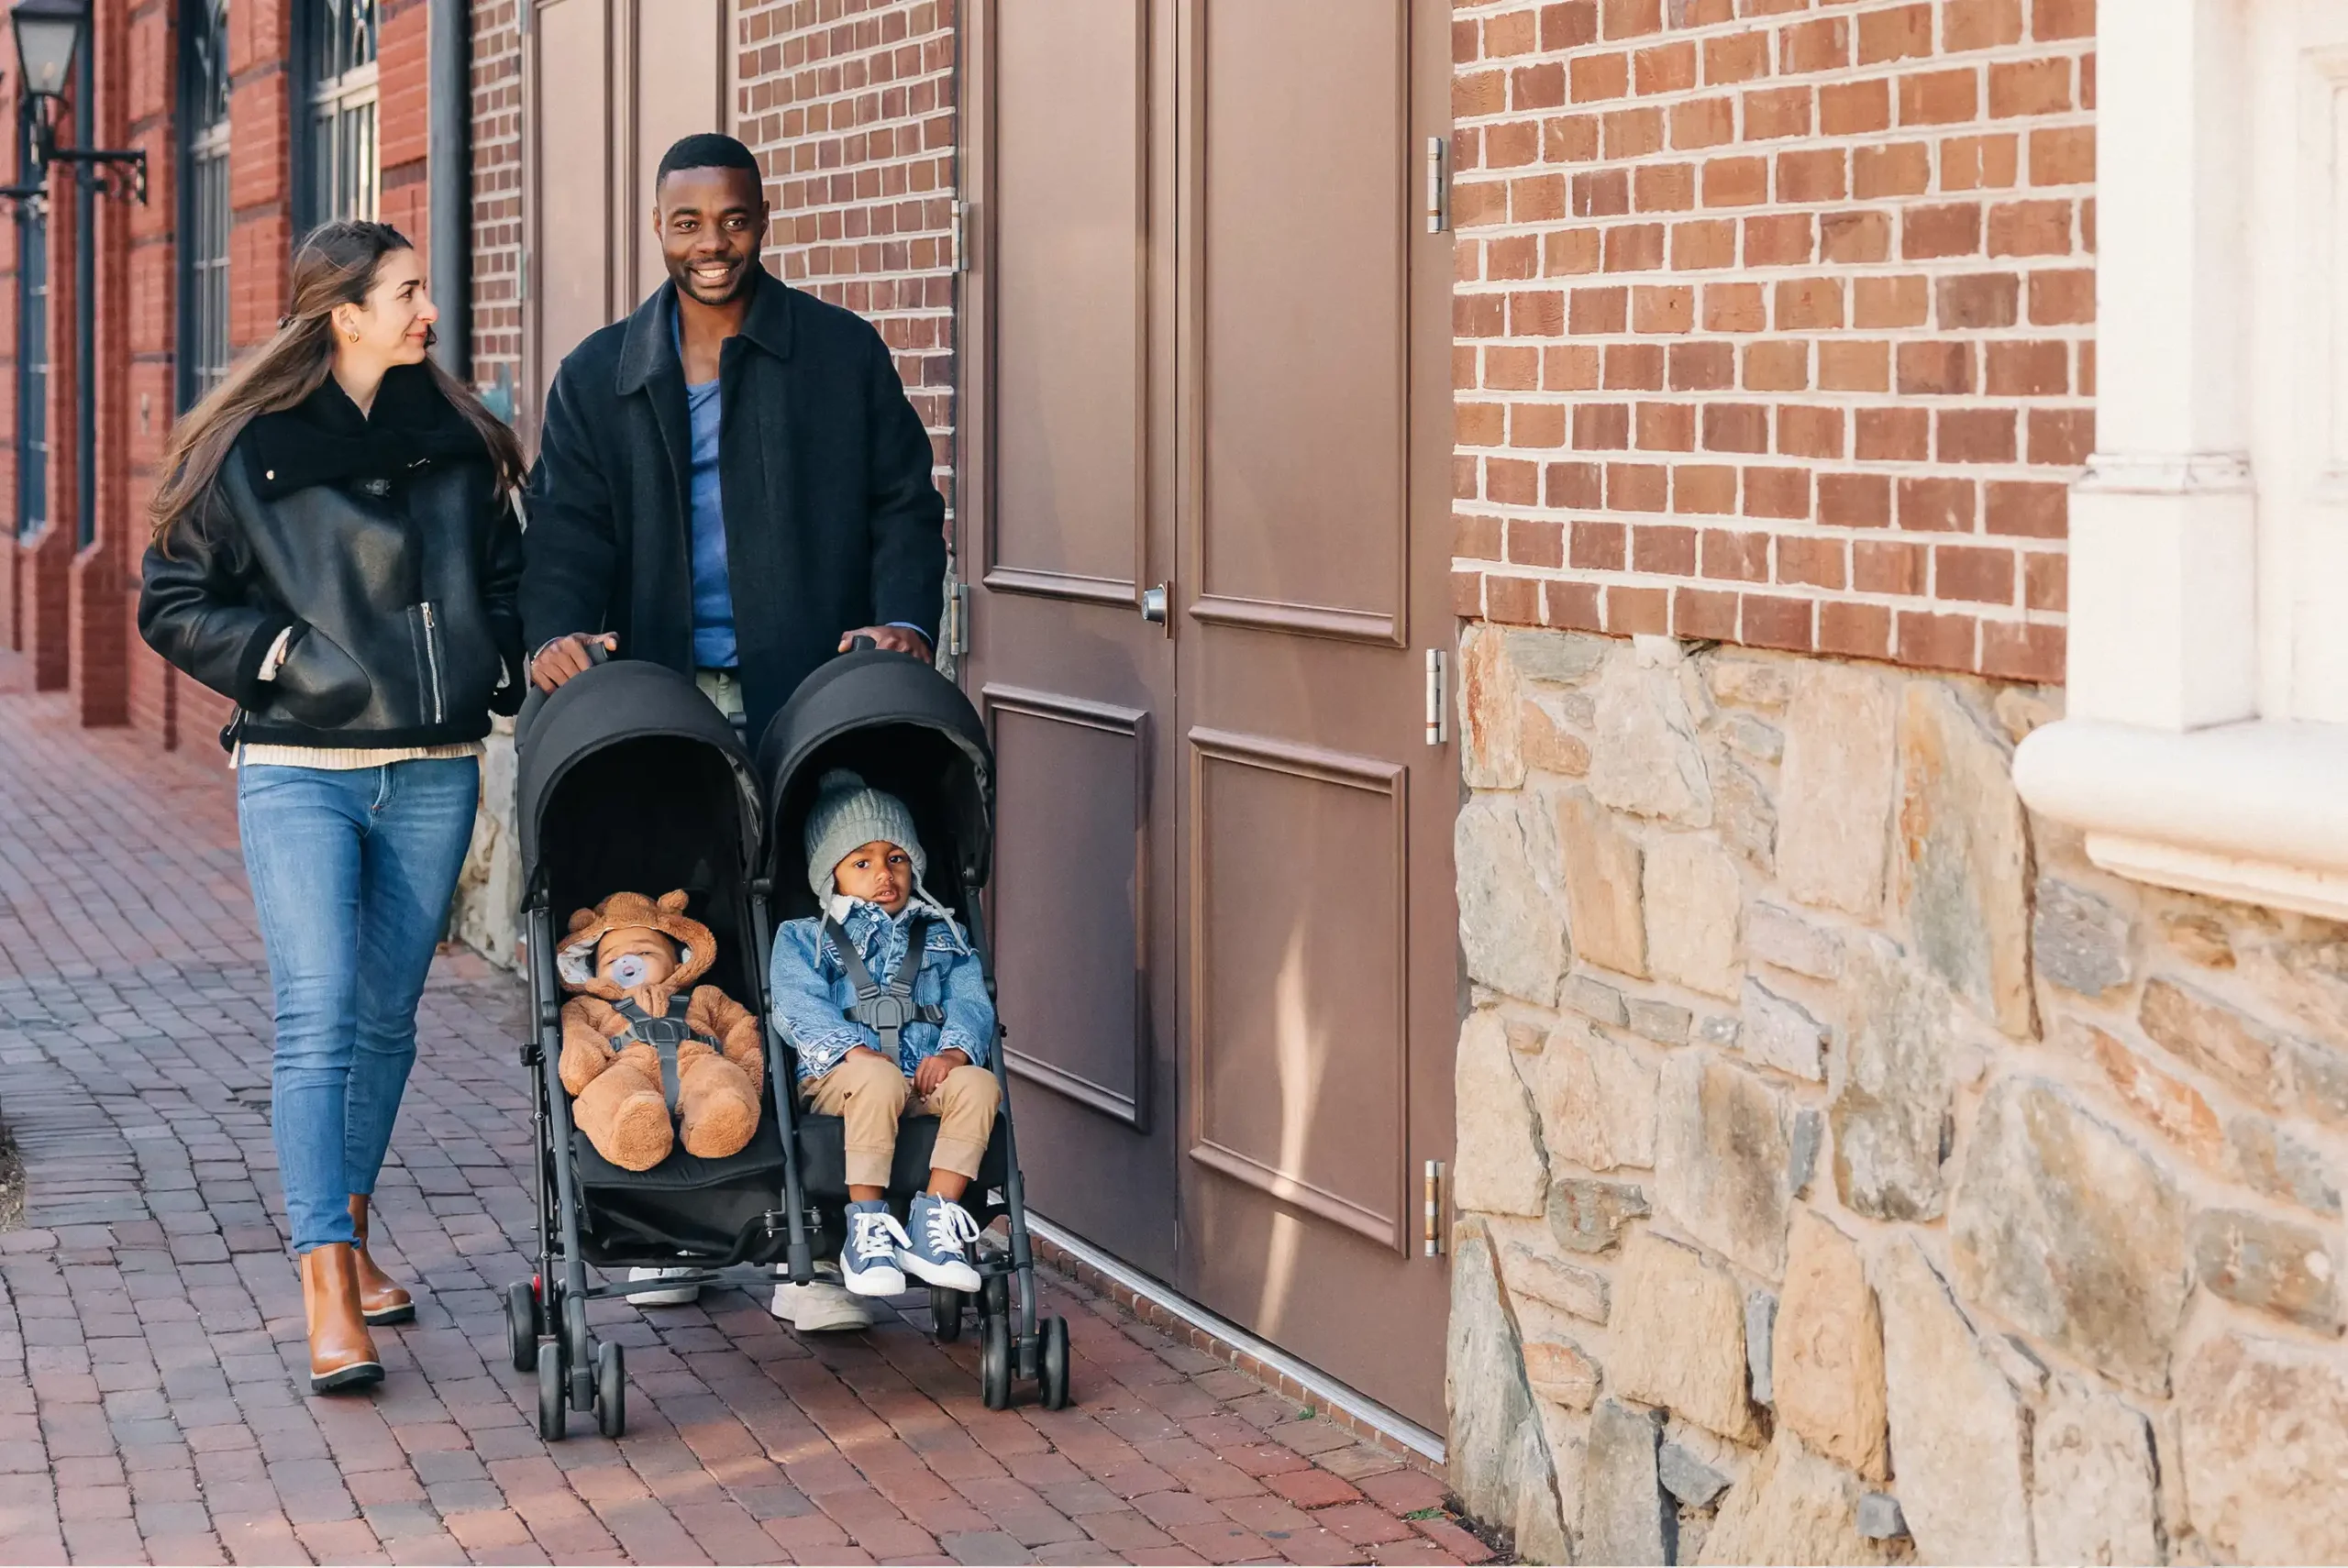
[825,913,947,1054]
[611,996,714,1114]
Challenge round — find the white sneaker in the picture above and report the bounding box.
[626,1265,703,1306]
[771,1277,877,1331]
[841,1203,910,1297]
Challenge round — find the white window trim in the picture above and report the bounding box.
[2013,0,2348,922]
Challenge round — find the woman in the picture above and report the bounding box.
[139,222,526,1393]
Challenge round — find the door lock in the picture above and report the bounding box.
[1141,583,1169,632]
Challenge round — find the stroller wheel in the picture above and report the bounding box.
[981,1274,1010,1322]
[594,1342,626,1439]
[1039,1315,1071,1411]
[980,1311,1013,1411]
[506,1282,538,1373]
[929,1286,964,1342]
[537,1343,567,1441]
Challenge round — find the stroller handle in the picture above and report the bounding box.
[585,637,612,667]
[847,635,878,653]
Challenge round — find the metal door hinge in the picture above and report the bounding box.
[1424,1160,1445,1256]
[947,580,969,657]
[1424,648,1448,745]
[953,200,971,273]
[1424,136,1449,234]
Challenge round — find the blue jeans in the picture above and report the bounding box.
[238,757,481,1253]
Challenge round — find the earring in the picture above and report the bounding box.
[347,328,360,343]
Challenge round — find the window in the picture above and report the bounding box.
[2012,0,2348,921]
[304,0,377,226]
[16,198,46,540]
[182,0,230,406]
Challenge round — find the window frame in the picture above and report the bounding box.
[178,0,231,412]
[295,0,379,230]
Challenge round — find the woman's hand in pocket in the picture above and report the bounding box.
[270,624,373,728]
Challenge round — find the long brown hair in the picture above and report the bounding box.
[148,220,526,549]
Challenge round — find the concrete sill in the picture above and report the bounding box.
[2013,718,2348,922]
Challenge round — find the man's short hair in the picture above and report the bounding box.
[655,133,761,193]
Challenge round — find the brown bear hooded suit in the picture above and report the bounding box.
[556,890,765,1171]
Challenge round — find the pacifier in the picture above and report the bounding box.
[609,954,651,988]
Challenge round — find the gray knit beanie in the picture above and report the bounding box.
[803,769,926,900]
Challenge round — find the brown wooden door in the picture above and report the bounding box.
[523,0,725,439]
[1170,0,1457,1430]
[964,0,1456,1432]
[959,0,1185,1280]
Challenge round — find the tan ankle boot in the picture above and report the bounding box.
[300,1243,383,1393]
[349,1195,415,1325]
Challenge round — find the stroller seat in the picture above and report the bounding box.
[568,1112,792,1265]
[790,1110,1013,1214]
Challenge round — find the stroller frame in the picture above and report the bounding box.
[505,654,1069,1441]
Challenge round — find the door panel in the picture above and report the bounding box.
[1197,1,1409,640]
[1191,731,1407,1253]
[991,0,1147,597]
[530,0,613,422]
[632,0,725,304]
[524,0,724,440]
[961,0,1183,1281]
[989,691,1151,1124]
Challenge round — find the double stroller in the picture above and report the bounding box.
[502,646,1072,1440]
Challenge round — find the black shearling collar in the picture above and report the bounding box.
[240,363,485,502]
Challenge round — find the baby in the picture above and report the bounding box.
[768,770,999,1298]
[556,889,765,1172]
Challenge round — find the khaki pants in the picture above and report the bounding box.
[803,1050,1000,1189]
[696,668,747,724]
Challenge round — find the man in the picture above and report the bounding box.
[521,132,945,1331]
[523,132,942,744]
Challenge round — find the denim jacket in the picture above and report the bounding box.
[769,898,995,1084]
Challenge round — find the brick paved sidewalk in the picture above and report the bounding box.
[0,674,1490,1568]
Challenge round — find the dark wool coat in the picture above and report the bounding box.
[519,270,947,745]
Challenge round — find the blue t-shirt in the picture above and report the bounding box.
[674,307,737,670]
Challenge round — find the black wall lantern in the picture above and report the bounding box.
[9,0,76,99]
[10,0,147,202]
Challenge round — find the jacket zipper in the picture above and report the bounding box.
[421,602,447,724]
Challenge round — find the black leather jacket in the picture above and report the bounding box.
[138,368,525,750]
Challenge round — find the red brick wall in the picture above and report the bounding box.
[736,0,959,505]
[468,0,524,414]
[1448,0,2095,682]
[126,0,177,742]
[379,0,434,248]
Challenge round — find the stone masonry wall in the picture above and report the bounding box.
[1445,624,2348,1564]
[1448,0,2094,683]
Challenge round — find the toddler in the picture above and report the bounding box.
[769,770,999,1297]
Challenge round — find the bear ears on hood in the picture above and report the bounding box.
[557,889,717,999]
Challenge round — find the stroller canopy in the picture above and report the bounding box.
[517,662,762,934]
[755,647,993,921]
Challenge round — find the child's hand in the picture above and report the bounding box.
[914,1048,971,1098]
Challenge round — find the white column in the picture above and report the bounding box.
[2065,0,2256,731]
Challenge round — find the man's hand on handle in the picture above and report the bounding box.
[839,625,933,664]
[529,632,618,692]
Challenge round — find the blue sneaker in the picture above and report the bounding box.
[899,1193,982,1292]
[840,1199,910,1297]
